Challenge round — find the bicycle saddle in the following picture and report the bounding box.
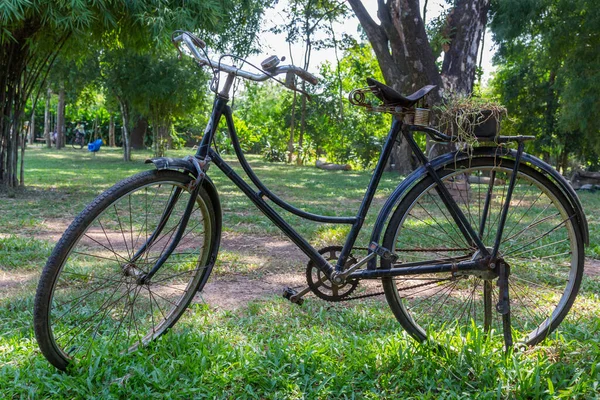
[366,78,436,108]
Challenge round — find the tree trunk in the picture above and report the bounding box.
[130,116,147,150]
[56,84,66,149]
[44,89,52,148]
[153,122,169,157]
[287,91,297,164]
[29,98,35,145]
[348,0,490,172]
[109,114,115,147]
[0,35,28,187]
[297,87,307,165]
[118,99,131,161]
[20,127,25,186]
[440,0,490,94]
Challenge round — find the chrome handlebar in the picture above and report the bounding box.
[172,32,318,86]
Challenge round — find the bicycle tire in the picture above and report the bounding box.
[381,156,584,346]
[71,137,84,149]
[34,169,219,370]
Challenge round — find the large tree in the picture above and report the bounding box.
[347,0,490,173]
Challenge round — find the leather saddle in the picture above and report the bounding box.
[366,78,436,108]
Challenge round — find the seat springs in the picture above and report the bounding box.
[348,87,407,115]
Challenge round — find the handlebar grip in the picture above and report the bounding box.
[189,35,206,49]
[296,69,318,85]
[172,32,205,49]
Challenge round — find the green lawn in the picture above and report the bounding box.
[1,146,599,398]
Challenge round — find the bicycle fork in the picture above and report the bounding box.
[124,159,207,285]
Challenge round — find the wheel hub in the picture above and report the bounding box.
[122,263,144,279]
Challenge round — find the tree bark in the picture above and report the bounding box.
[130,116,147,150]
[118,99,131,161]
[109,114,115,147]
[56,84,66,149]
[440,0,490,93]
[44,88,52,148]
[347,0,490,172]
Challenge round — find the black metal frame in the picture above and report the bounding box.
[185,94,529,282]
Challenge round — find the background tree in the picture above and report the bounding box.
[130,54,209,157]
[273,0,349,164]
[0,0,269,185]
[490,0,600,173]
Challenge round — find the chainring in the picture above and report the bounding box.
[306,246,359,302]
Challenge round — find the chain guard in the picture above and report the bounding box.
[306,246,359,302]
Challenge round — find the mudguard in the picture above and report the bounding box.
[145,156,223,250]
[367,147,589,269]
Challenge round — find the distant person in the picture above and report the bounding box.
[74,123,85,143]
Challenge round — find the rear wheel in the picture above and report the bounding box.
[382,156,584,346]
[34,170,219,370]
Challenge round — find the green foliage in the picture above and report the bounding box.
[310,42,390,168]
[490,0,600,171]
[226,40,391,169]
[233,82,292,154]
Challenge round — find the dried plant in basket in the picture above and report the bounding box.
[433,95,508,148]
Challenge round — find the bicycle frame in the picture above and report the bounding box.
[189,90,521,283]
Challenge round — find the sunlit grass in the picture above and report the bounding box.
[0,145,598,397]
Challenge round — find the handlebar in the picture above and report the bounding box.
[172,32,318,86]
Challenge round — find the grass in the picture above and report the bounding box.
[1,145,599,398]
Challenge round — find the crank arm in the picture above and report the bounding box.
[331,251,376,284]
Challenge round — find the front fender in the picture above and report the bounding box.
[367,147,589,269]
[145,157,222,257]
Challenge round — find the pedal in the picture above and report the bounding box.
[282,287,304,305]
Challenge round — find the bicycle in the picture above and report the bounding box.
[34,31,588,371]
[71,130,85,149]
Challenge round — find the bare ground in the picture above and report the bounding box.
[0,218,322,310]
[3,217,599,310]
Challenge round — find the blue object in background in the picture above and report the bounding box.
[88,139,103,152]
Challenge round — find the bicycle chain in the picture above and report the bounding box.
[329,276,454,302]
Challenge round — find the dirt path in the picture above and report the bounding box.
[1,218,314,310]
[4,217,599,310]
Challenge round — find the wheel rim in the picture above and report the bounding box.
[386,162,580,345]
[46,178,213,364]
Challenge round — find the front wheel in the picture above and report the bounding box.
[34,169,219,370]
[382,156,584,346]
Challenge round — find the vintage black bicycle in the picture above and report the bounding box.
[34,32,588,371]
[71,129,86,149]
